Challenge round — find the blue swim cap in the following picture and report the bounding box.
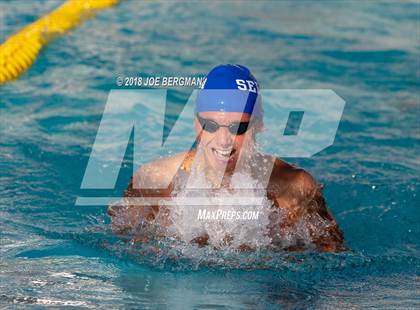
[196,64,263,118]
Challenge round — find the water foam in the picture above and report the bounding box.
[165,171,274,250]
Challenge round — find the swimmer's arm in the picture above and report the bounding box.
[107,164,170,234]
[107,153,188,235]
[305,189,347,252]
[275,171,347,253]
[296,172,346,252]
[107,177,158,235]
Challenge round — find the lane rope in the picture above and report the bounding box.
[0,0,119,84]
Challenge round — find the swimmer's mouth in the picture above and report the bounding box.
[212,148,236,161]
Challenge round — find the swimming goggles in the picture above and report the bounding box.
[196,114,253,135]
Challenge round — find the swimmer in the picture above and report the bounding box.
[108,64,346,252]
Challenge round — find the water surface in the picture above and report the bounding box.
[0,1,419,308]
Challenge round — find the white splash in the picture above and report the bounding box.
[165,171,274,250]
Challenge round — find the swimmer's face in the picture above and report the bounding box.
[195,111,256,173]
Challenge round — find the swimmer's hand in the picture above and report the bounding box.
[190,233,209,247]
[190,234,254,252]
[107,203,144,235]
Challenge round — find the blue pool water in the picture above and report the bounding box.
[1,1,419,308]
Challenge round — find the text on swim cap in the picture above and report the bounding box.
[236,79,257,93]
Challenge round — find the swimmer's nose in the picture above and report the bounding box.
[215,126,233,148]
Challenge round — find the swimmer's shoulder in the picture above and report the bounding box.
[133,151,193,188]
[265,155,319,196]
